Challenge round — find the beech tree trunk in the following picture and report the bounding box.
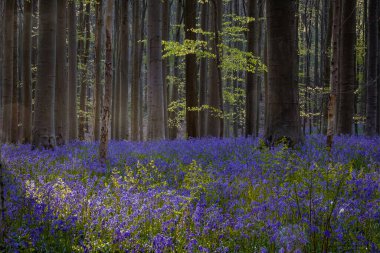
[327,0,341,148]
[162,0,170,139]
[199,2,208,137]
[337,0,356,135]
[112,1,121,140]
[0,1,3,129]
[185,0,199,138]
[23,0,33,143]
[11,2,18,143]
[207,0,223,137]
[131,0,140,141]
[378,0,380,134]
[55,0,68,145]
[79,3,91,140]
[246,0,259,137]
[147,0,165,140]
[264,0,301,146]
[1,0,15,143]
[120,0,129,140]
[94,0,103,141]
[68,0,78,140]
[99,0,113,163]
[366,0,377,136]
[32,0,57,149]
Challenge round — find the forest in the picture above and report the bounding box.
[0,0,379,252]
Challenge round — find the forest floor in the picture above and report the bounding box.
[1,136,380,252]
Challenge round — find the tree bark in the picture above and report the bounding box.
[185,0,199,138]
[99,0,113,163]
[68,0,78,140]
[199,2,208,137]
[337,0,356,135]
[32,0,57,149]
[366,0,377,136]
[377,1,380,134]
[147,0,165,140]
[162,0,170,139]
[327,0,341,148]
[94,0,103,141]
[264,0,301,146]
[207,0,223,137]
[321,0,332,134]
[23,0,33,143]
[55,0,68,145]
[11,2,18,143]
[120,0,129,140]
[79,3,91,140]
[246,0,259,137]
[2,0,15,143]
[112,1,121,140]
[131,0,140,141]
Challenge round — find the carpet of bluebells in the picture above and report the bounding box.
[1,135,380,252]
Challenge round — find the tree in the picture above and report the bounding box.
[337,0,356,135]
[207,0,223,138]
[185,0,199,138]
[79,3,91,140]
[94,0,103,141]
[147,0,165,140]
[327,0,341,148]
[199,2,208,137]
[68,0,78,141]
[55,0,68,145]
[0,0,3,134]
[32,0,57,149]
[264,0,301,145]
[162,0,170,139]
[1,0,15,143]
[131,0,141,141]
[99,0,113,162]
[120,0,129,140]
[246,0,259,137]
[22,0,33,143]
[11,2,18,144]
[366,0,377,136]
[112,0,121,140]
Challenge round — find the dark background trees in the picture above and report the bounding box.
[1,0,379,152]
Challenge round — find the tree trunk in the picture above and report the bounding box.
[377,1,380,134]
[337,0,356,135]
[321,0,332,134]
[162,0,170,139]
[55,0,68,145]
[11,2,18,143]
[366,0,377,136]
[22,0,33,143]
[199,2,208,137]
[120,0,129,140]
[79,3,90,140]
[112,1,121,140]
[246,0,259,137]
[99,0,113,163]
[68,0,78,140]
[32,0,57,149]
[185,0,199,138]
[94,0,103,141]
[326,0,341,149]
[0,1,3,129]
[147,0,165,140]
[131,0,140,141]
[1,0,14,143]
[207,0,223,137]
[264,0,301,146]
